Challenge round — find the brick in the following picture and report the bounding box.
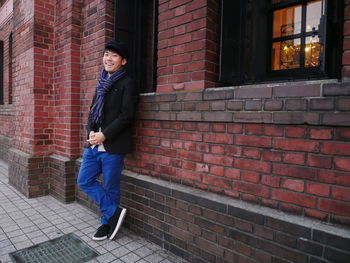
[304,209,328,221]
[310,128,333,140]
[235,159,271,173]
[337,97,350,111]
[324,247,350,263]
[203,89,234,100]
[234,182,270,198]
[331,186,350,202]
[245,124,264,135]
[274,138,319,152]
[234,112,272,123]
[203,133,233,144]
[285,127,307,138]
[203,154,233,166]
[204,174,231,189]
[309,98,335,110]
[323,82,350,96]
[251,249,273,263]
[264,100,283,111]
[319,170,350,187]
[202,112,233,122]
[228,206,265,225]
[272,164,318,180]
[298,239,323,256]
[264,217,311,238]
[262,240,308,263]
[283,152,305,165]
[285,99,307,111]
[281,179,304,192]
[335,128,350,140]
[245,100,262,110]
[210,101,226,111]
[261,150,282,164]
[307,154,332,168]
[274,112,320,125]
[321,142,350,156]
[273,84,321,97]
[230,229,262,248]
[227,101,244,110]
[272,189,316,208]
[234,218,253,233]
[318,199,350,217]
[195,217,225,234]
[275,232,297,248]
[313,230,350,251]
[306,182,330,197]
[334,157,350,172]
[322,113,350,126]
[235,135,272,148]
[235,87,272,99]
[261,175,281,187]
[234,241,253,256]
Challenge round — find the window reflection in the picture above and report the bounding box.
[273,5,302,38]
[306,0,322,32]
[305,36,322,67]
[271,0,323,71]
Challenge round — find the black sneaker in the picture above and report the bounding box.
[92,224,110,241]
[108,207,127,240]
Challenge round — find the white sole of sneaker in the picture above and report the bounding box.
[109,208,127,240]
[92,235,108,241]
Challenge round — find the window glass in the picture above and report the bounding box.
[306,0,322,32]
[272,39,301,70]
[271,0,324,71]
[273,5,302,38]
[305,36,322,67]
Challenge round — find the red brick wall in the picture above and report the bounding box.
[126,81,350,226]
[157,0,220,92]
[11,0,35,154]
[0,5,14,142]
[32,0,55,156]
[53,0,82,159]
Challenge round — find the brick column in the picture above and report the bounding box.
[157,0,220,92]
[8,0,53,198]
[49,0,83,202]
[8,0,83,202]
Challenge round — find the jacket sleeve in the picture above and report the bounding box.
[102,79,139,140]
[86,91,97,138]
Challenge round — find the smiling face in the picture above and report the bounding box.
[103,49,127,74]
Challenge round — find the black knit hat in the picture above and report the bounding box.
[105,40,129,59]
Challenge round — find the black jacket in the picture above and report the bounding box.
[87,76,139,154]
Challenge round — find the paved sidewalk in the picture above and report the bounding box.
[0,160,188,263]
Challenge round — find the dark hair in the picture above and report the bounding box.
[104,40,129,59]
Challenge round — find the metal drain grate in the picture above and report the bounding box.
[9,233,99,263]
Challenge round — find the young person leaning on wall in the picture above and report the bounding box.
[77,39,139,241]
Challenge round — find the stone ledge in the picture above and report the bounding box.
[121,169,350,262]
[137,80,350,126]
[123,170,350,239]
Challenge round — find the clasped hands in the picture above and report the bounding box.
[87,131,106,145]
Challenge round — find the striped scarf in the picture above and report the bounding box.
[88,68,126,126]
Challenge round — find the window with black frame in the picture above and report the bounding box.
[219,0,343,86]
[115,0,157,93]
[9,33,12,104]
[271,0,325,73]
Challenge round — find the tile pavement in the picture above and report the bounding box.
[0,160,188,263]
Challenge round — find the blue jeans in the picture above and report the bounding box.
[77,147,125,224]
